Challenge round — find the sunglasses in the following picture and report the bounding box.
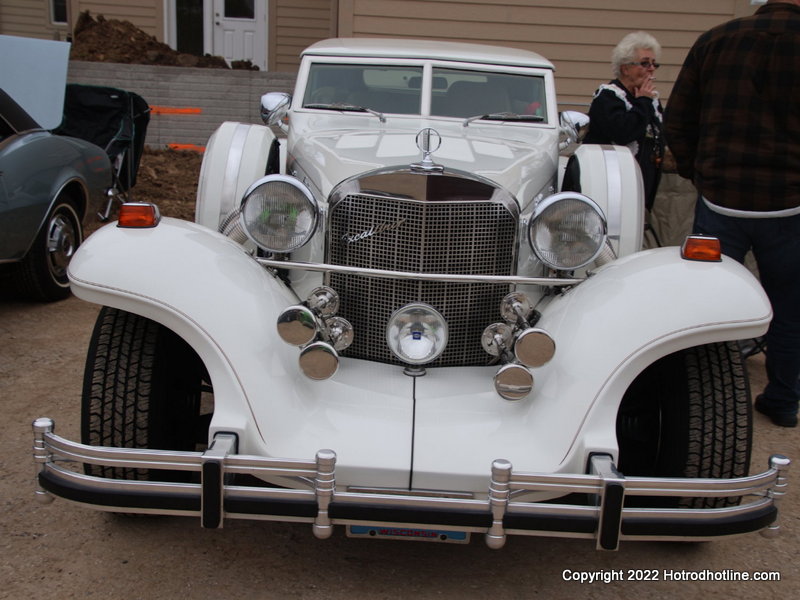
[627,60,660,69]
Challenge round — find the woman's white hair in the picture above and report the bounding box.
[611,31,662,78]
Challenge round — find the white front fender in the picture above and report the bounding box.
[68,218,415,488]
[411,248,771,489]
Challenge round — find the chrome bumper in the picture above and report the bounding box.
[33,418,790,550]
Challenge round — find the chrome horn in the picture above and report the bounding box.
[277,286,354,380]
[481,292,556,400]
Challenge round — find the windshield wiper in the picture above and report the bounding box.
[463,112,545,127]
[304,103,386,123]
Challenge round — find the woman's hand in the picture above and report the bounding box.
[635,77,659,99]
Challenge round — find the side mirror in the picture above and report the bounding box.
[261,92,291,128]
[558,110,590,153]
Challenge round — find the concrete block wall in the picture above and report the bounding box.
[66,61,296,149]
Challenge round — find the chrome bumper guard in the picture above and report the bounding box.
[33,418,790,550]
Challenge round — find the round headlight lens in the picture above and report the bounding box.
[240,175,318,252]
[386,303,449,365]
[528,192,606,270]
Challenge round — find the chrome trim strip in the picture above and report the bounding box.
[602,145,622,241]
[257,257,582,286]
[327,166,520,218]
[223,123,251,208]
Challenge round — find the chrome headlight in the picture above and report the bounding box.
[528,192,607,270]
[240,175,318,252]
[386,303,449,365]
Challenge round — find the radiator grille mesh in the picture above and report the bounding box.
[328,192,517,366]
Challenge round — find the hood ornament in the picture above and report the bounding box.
[411,128,444,173]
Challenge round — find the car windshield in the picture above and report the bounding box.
[302,63,547,123]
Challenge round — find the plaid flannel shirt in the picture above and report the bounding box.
[664,2,800,212]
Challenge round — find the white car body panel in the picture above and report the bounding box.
[69,217,770,491]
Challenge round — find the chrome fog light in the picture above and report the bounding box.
[528,192,607,270]
[327,316,354,351]
[494,363,533,401]
[386,303,448,365]
[277,305,319,346]
[514,328,556,368]
[481,323,514,357]
[299,341,339,380]
[240,175,318,252]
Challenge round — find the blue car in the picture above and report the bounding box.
[0,87,113,301]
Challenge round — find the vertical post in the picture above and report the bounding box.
[761,454,791,538]
[313,449,336,539]
[590,454,625,551]
[486,459,511,549]
[32,418,55,504]
[201,433,237,529]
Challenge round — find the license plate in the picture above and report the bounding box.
[347,525,470,543]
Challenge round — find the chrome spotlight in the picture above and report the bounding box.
[494,363,534,401]
[514,328,556,368]
[276,286,353,380]
[299,342,339,380]
[386,303,449,365]
[277,305,319,346]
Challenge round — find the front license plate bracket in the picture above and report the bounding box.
[347,525,470,543]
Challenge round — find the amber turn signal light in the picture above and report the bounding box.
[681,235,722,262]
[117,203,161,228]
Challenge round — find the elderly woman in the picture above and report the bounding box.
[584,31,665,211]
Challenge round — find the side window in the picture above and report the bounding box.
[303,64,423,115]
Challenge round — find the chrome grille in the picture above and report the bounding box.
[328,189,517,366]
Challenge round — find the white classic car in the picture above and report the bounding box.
[34,38,790,549]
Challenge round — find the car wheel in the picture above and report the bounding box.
[16,195,82,301]
[616,341,752,508]
[81,307,211,481]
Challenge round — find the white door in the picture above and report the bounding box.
[212,0,267,70]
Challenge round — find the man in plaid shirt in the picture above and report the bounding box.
[665,0,800,427]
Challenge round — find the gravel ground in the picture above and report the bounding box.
[0,293,797,599]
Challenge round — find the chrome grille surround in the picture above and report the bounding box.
[327,169,519,367]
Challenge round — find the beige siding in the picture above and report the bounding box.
[270,0,337,71]
[71,0,163,38]
[0,0,70,40]
[337,0,755,107]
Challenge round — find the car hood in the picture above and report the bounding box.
[0,35,71,130]
[290,123,559,208]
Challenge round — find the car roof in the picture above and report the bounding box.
[302,38,555,71]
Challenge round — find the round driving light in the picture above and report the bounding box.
[299,341,339,380]
[386,303,449,365]
[240,175,318,252]
[494,363,533,401]
[528,192,606,270]
[481,323,514,357]
[277,305,318,346]
[514,328,556,368]
[307,286,340,316]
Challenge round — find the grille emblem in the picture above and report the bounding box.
[342,218,407,245]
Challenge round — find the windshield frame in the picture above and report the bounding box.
[295,56,556,127]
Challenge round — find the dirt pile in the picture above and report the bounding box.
[69,11,259,70]
[128,147,202,221]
